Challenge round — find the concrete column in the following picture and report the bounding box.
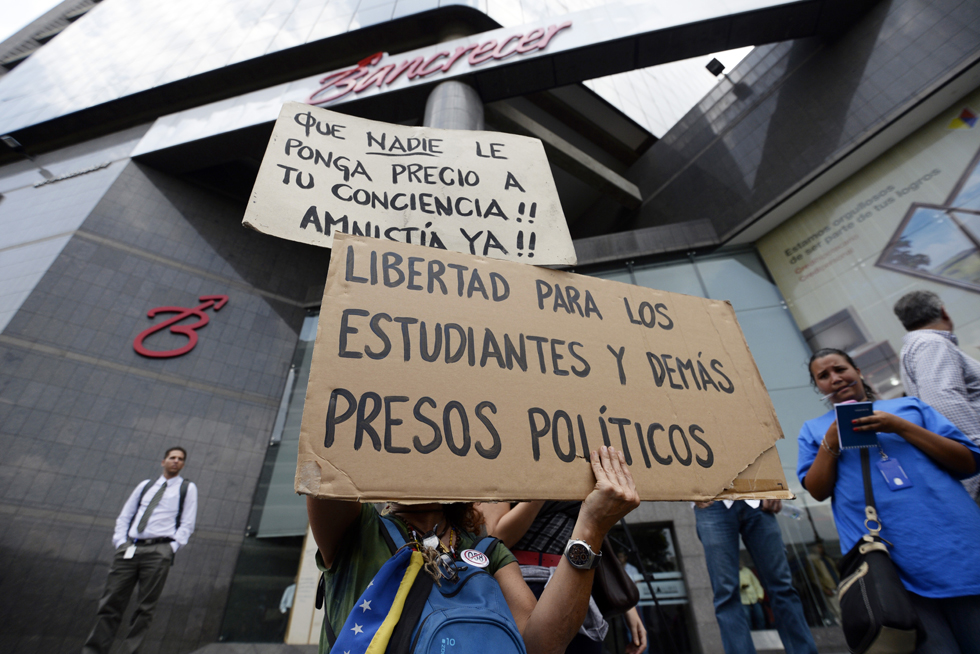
[423,80,484,130]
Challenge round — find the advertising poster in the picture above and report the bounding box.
[758,93,980,397]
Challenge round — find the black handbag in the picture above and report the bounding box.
[591,537,640,617]
[836,448,924,654]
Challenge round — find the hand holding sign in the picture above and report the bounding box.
[580,446,641,537]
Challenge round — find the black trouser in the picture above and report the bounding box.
[82,542,174,654]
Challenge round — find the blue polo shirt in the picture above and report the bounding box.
[797,397,980,598]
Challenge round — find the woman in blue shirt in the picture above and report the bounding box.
[798,348,980,653]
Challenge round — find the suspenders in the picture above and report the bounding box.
[127,478,190,535]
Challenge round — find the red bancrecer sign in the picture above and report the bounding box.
[133,295,228,358]
[306,21,572,106]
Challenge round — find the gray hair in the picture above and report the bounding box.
[893,290,944,330]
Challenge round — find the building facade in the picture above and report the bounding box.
[2,0,979,653]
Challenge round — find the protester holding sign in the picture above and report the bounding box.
[479,501,647,654]
[799,348,980,653]
[307,445,640,654]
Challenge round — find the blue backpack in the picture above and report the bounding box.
[326,515,527,654]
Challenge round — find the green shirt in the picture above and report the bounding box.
[315,505,517,652]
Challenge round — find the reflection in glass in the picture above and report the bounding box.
[605,522,695,654]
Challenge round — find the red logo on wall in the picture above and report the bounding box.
[133,295,229,358]
[306,21,572,106]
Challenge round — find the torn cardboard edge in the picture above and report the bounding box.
[296,445,794,502]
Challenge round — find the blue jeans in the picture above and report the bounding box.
[695,502,817,654]
[744,601,766,630]
[910,593,980,654]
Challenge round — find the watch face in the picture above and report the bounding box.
[566,542,590,567]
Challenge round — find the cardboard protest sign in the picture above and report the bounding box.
[243,102,576,265]
[295,233,792,502]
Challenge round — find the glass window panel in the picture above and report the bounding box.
[605,522,696,653]
[696,251,782,311]
[256,313,318,538]
[631,261,704,297]
[735,305,812,391]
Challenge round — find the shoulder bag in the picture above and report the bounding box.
[836,448,924,653]
[591,536,639,617]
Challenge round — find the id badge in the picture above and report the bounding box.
[124,545,137,559]
[876,458,913,491]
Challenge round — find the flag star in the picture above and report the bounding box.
[359,599,372,612]
[352,624,364,635]
[367,580,374,588]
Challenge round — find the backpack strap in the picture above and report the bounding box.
[175,479,189,530]
[317,573,338,648]
[475,536,502,559]
[126,479,153,536]
[386,568,434,654]
[380,514,408,553]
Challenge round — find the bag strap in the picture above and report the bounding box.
[380,514,407,553]
[175,479,189,530]
[316,573,339,648]
[386,569,434,654]
[474,536,501,557]
[860,448,883,538]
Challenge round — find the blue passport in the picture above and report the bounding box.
[835,402,877,448]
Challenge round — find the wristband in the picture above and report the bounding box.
[821,439,840,458]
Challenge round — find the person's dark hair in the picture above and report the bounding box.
[444,503,485,535]
[807,348,877,400]
[164,446,187,459]
[893,290,944,331]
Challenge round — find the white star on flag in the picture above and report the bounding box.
[367,580,374,587]
[352,624,364,635]
[359,600,372,612]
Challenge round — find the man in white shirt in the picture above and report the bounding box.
[893,290,980,498]
[82,447,199,654]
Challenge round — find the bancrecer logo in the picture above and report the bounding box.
[133,295,228,358]
[306,21,572,106]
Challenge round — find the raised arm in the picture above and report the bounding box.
[801,421,840,502]
[306,498,362,568]
[497,446,640,654]
[479,501,546,548]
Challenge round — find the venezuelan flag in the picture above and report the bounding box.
[330,547,424,654]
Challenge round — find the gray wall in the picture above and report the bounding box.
[0,160,327,654]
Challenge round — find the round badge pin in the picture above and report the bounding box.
[460,549,489,568]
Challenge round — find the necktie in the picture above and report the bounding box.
[137,481,168,533]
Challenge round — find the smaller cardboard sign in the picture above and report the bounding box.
[243,102,576,265]
[295,234,792,503]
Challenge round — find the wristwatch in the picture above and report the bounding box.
[563,539,602,570]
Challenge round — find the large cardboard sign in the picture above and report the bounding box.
[295,234,791,502]
[243,103,576,265]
